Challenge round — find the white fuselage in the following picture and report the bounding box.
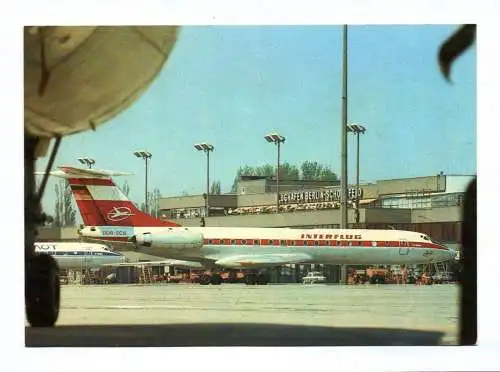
[34,242,126,270]
[79,226,455,267]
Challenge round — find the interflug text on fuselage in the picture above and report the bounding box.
[300,234,363,240]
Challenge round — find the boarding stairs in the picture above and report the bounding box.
[138,265,153,284]
[80,269,97,285]
[420,261,448,283]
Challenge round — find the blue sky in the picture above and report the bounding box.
[37,25,476,214]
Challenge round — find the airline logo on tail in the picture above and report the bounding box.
[52,166,181,228]
[107,207,134,222]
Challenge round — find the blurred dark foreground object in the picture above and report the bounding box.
[460,178,476,345]
[438,24,476,82]
[24,26,179,138]
[437,25,477,346]
[25,323,446,347]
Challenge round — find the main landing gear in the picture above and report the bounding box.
[197,270,270,285]
[244,270,269,285]
[25,135,61,327]
[199,272,223,285]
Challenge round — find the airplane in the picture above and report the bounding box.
[34,241,126,270]
[50,166,456,285]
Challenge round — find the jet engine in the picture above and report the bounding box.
[130,230,204,250]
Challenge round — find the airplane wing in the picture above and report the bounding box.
[79,237,136,250]
[102,259,204,269]
[214,253,313,269]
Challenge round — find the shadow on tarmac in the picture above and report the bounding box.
[26,323,446,347]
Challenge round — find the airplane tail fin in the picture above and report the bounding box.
[54,166,181,227]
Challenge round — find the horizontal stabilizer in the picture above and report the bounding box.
[36,166,132,179]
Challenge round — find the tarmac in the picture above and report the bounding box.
[25,283,460,346]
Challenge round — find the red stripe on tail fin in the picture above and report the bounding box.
[70,184,107,226]
[69,178,115,186]
[61,168,181,227]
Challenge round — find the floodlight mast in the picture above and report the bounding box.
[347,123,367,226]
[133,150,152,213]
[194,143,215,218]
[340,24,348,284]
[264,133,286,213]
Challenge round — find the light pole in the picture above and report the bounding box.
[133,150,152,213]
[339,25,349,285]
[264,132,286,213]
[347,123,366,226]
[194,143,214,218]
[77,157,95,169]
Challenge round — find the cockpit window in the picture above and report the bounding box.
[420,235,431,241]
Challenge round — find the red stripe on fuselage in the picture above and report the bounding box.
[196,239,445,250]
[69,178,115,186]
[93,234,446,250]
[92,236,130,242]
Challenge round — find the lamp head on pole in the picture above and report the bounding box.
[346,123,367,134]
[194,143,215,152]
[77,157,96,168]
[264,132,286,145]
[133,150,152,160]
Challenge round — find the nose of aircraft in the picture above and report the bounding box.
[447,247,457,260]
[436,244,456,261]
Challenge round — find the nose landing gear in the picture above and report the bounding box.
[25,135,61,327]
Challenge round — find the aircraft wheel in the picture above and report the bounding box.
[210,274,222,285]
[199,274,211,285]
[245,274,257,285]
[256,273,269,285]
[25,254,60,327]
